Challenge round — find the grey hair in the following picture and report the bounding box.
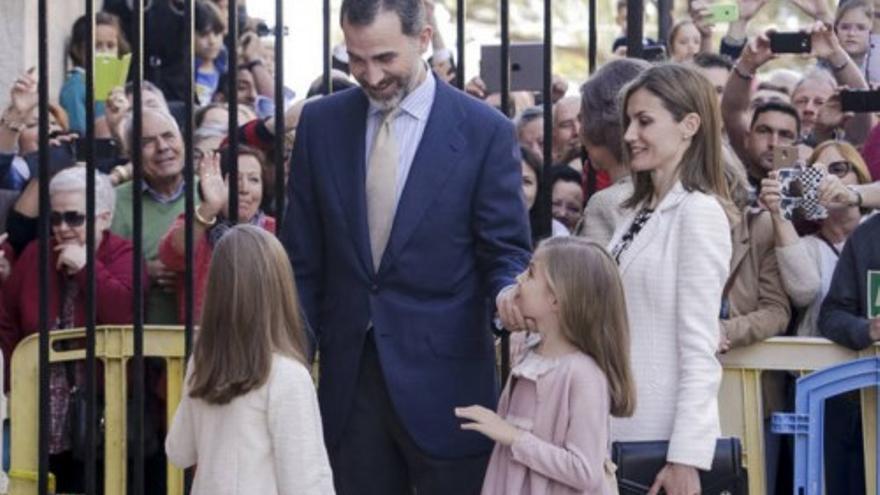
[792,67,836,96]
[579,58,650,164]
[340,0,425,37]
[194,124,228,143]
[49,166,117,221]
[514,106,544,134]
[121,108,182,157]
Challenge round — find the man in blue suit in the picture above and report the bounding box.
[281,0,531,493]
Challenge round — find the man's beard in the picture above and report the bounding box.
[362,61,423,111]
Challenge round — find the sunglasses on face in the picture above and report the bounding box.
[50,210,86,228]
[826,161,854,178]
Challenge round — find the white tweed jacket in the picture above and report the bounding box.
[608,181,731,470]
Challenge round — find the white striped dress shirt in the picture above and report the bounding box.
[364,69,437,207]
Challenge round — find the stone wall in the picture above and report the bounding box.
[0,0,86,110]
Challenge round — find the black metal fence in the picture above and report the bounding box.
[27,0,655,492]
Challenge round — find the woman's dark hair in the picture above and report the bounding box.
[68,11,131,67]
[195,0,226,35]
[521,146,550,245]
[219,143,268,178]
[580,59,650,165]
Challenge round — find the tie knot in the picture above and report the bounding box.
[381,108,399,126]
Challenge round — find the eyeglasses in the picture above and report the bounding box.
[50,210,86,228]
[827,161,854,178]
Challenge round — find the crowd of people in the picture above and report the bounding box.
[0,0,878,493]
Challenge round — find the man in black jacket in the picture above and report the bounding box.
[820,214,880,349]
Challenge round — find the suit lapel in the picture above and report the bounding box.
[617,182,688,275]
[378,82,465,274]
[328,91,373,275]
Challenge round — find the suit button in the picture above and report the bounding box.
[370,284,379,293]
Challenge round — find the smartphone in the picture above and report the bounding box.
[707,3,739,23]
[769,32,811,54]
[840,89,880,113]
[23,142,77,177]
[772,145,800,170]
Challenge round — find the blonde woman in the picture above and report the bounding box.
[609,64,731,495]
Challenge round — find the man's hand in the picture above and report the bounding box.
[455,405,522,446]
[55,243,87,276]
[146,258,176,293]
[496,284,533,332]
[648,463,701,495]
[738,30,775,73]
[810,21,844,62]
[689,0,714,38]
[869,318,880,341]
[8,68,39,119]
[818,173,860,209]
[465,76,487,99]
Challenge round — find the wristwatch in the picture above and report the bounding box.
[847,186,863,207]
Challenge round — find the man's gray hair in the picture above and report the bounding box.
[49,166,117,222]
[121,107,181,156]
[340,0,425,37]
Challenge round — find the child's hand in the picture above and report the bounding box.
[455,405,522,446]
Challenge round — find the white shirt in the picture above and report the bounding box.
[364,69,436,207]
[166,354,335,495]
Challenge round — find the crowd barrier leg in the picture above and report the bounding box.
[7,326,185,495]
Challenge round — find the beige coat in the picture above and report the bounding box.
[722,210,791,416]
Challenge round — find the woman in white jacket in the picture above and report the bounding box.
[608,64,732,495]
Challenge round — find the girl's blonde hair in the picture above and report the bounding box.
[621,64,730,209]
[536,236,636,417]
[189,225,309,404]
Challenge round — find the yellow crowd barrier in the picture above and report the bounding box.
[7,325,186,495]
[719,336,880,495]
[5,330,880,495]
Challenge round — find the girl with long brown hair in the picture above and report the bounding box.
[456,236,635,494]
[608,63,731,495]
[165,225,334,494]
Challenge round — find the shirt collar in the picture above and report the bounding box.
[142,179,185,204]
[368,63,436,121]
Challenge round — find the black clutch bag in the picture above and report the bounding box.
[611,437,748,495]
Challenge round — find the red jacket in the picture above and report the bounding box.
[0,232,143,387]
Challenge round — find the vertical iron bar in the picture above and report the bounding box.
[184,0,196,360]
[131,0,146,492]
[540,0,553,234]
[658,0,672,45]
[323,0,332,93]
[626,0,644,59]
[455,0,465,90]
[588,0,597,74]
[37,0,50,491]
[499,0,510,118]
[227,0,240,223]
[84,0,98,493]
[274,0,286,232]
[499,0,510,380]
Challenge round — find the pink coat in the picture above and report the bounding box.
[480,349,613,495]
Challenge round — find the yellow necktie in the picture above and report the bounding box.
[366,109,399,271]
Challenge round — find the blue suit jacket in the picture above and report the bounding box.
[281,80,531,459]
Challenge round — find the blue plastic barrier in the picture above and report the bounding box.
[772,356,880,495]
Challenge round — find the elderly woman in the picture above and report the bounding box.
[159,144,275,322]
[0,166,136,493]
[573,58,648,245]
